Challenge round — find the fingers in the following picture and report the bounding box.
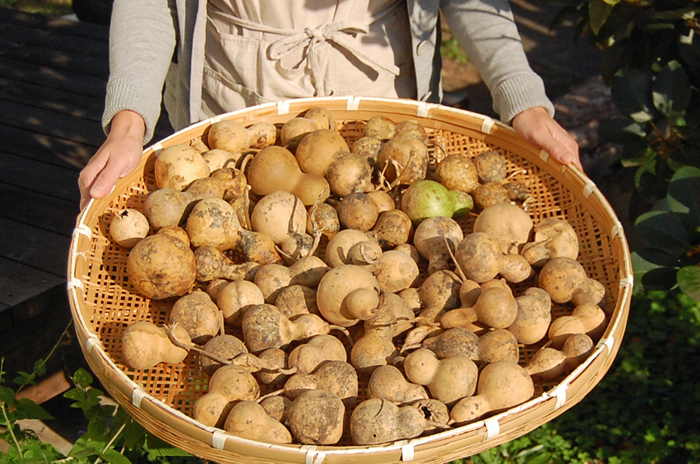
[512,107,583,171]
[78,142,142,210]
[540,122,582,171]
[79,151,110,209]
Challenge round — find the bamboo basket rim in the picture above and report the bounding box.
[67,95,633,464]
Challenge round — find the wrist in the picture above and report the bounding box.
[108,110,146,142]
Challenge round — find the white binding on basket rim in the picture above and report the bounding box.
[131,387,148,408]
[211,429,227,450]
[302,445,327,464]
[277,100,291,115]
[72,223,92,240]
[480,116,496,134]
[484,417,500,441]
[399,441,415,461]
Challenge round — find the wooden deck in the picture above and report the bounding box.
[0,8,172,368]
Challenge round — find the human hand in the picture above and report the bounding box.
[79,111,146,210]
[511,106,582,171]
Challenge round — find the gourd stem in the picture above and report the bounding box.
[443,235,466,282]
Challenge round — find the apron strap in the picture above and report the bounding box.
[209,2,402,96]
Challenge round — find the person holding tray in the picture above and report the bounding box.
[78,0,582,209]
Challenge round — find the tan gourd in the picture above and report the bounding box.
[121,321,190,370]
[336,192,380,231]
[367,364,429,405]
[403,348,478,406]
[154,144,210,191]
[456,232,534,284]
[274,285,318,319]
[538,257,606,305]
[350,398,431,445]
[548,303,608,348]
[441,285,518,330]
[413,216,464,275]
[207,119,251,153]
[241,304,341,353]
[210,280,265,325]
[280,117,321,148]
[192,246,260,283]
[450,361,534,425]
[285,334,347,375]
[126,233,197,299]
[168,289,221,344]
[521,217,579,266]
[422,327,480,361]
[110,209,149,248]
[199,334,248,376]
[192,365,260,428]
[223,401,292,444]
[365,209,413,249]
[315,264,381,327]
[186,197,241,250]
[287,389,345,445]
[419,270,463,311]
[247,146,330,206]
[350,310,400,373]
[281,361,358,407]
[478,328,520,364]
[525,333,594,380]
[508,287,553,345]
[376,134,429,186]
[473,203,533,254]
[294,128,349,175]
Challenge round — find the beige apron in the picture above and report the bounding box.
[201,0,416,118]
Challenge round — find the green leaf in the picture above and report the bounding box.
[597,118,647,143]
[0,385,16,406]
[14,398,54,421]
[589,0,614,35]
[678,24,700,78]
[633,247,681,270]
[101,448,133,464]
[13,371,37,388]
[678,266,700,301]
[145,434,193,458]
[668,142,700,170]
[72,368,93,389]
[635,210,689,252]
[640,265,679,292]
[621,138,655,168]
[32,360,46,377]
[634,158,667,203]
[611,67,654,123]
[652,61,691,118]
[120,418,146,450]
[667,166,700,226]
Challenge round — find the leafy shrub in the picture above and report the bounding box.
[550,0,700,300]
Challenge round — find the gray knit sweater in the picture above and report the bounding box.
[104,0,554,143]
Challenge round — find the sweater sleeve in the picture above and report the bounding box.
[441,0,554,123]
[102,0,178,143]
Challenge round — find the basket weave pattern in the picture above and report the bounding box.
[68,96,632,464]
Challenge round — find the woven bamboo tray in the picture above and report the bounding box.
[67,96,633,464]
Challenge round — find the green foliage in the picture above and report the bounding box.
[441,35,470,64]
[551,0,700,300]
[0,323,204,464]
[0,0,73,16]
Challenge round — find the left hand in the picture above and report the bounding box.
[512,106,582,171]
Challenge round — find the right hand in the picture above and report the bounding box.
[79,110,146,210]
